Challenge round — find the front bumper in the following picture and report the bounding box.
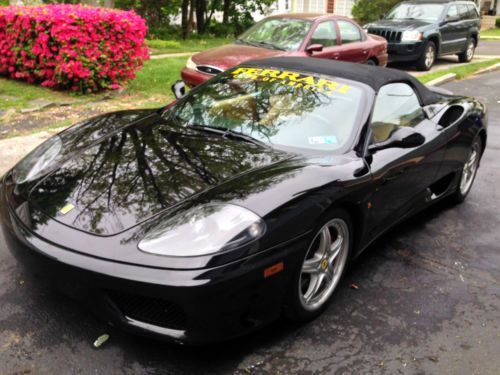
[0,181,307,344]
[387,41,425,63]
[180,67,213,88]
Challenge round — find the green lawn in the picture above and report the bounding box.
[418,58,500,84]
[147,37,232,55]
[481,28,500,37]
[127,57,187,97]
[0,78,73,110]
[0,57,187,113]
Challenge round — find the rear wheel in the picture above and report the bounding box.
[366,58,377,66]
[416,41,436,71]
[284,209,352,322]
[458,39,475,63]
[450,138,482,204]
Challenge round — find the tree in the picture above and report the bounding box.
[352,0,401,25]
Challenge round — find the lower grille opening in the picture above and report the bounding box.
[108,291,187,331]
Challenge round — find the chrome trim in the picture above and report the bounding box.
[125,316,187,339]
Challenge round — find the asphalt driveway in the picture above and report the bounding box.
[0,72,499,375]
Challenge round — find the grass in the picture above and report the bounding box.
[147,37,232,55]
[127,57,186,96]
[0,78,74,110]
[481,28,500,38]
[0,57,186,114]
[417,58,500,84]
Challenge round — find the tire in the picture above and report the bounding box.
[366,58,377,66]
[458,39,475,63]
[449,137,482,204]
[284,208,352,322]
[416,41,436,71]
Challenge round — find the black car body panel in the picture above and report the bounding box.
[0,58,488,344]
[365,0,480,63]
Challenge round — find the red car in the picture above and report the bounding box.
[181,13,388,87]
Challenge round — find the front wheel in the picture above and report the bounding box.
[284,209,352,322]
[450,138,482,204]
[458,39,475,63]
[416,41,436,71]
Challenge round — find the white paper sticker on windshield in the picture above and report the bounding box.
[308,136,338,145]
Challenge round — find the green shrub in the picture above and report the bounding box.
[352,0,401,25]
[496,18,500,28]
[147,39,182,50]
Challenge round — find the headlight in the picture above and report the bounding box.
[12,136,62,184]
[401,30,422,42]
[186,57,197,71]
[138,204,266,257]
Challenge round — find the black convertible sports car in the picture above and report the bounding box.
[0,57,487,344]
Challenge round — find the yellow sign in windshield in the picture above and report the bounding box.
[231,67,351,95]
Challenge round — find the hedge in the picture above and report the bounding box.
[496,17,500,28]
[0,4,149,93]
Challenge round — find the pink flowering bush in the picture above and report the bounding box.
[0,4,149,93]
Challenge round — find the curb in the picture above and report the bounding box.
[427,73,457,86]
[473,62,500,75]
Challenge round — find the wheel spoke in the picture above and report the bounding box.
[318,227,332,257]
[328,237,343,264]
[305,273,325,303]
[302,256,321,274]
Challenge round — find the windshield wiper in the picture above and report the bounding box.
[255,41,286,51]
[235,38,261,48]
[187,124,269,147]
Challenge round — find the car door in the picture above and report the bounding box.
[365,83,447,238]
[458,4,473,48]
[440,4,465,53]
[335,20,369,63]
[306,20,340,60]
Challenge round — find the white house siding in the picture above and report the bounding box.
[334,0,356,17]
[293,0,327,13]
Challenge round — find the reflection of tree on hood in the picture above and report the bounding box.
[30,118,285,235]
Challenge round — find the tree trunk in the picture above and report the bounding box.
[188,0,195,35]
[195,0,206,34]
[223,0,231,23]
[181,0,190,39]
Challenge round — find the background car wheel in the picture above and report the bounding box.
[284,209,352,322]
[416,41,436,71]
[450,138,482,204]
[458,39,475,63]
[365,58,377,66]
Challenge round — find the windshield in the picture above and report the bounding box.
[168,67,365,151]
[386,3,445,22]
[237,18,312,51]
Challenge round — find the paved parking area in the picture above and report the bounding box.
[0,73,499,375]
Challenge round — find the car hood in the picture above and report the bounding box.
[192,43,286,71]
[367,19,432,31]
[26,110,290,236]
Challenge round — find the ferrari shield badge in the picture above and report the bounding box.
[60,203,75,215]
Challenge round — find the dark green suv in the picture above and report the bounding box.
[364,0,480,71]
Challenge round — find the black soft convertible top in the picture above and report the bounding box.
[242,57,441,106]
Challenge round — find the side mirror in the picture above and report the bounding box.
[379,14,385,19]
[368,126,425,153]
[306,43,324,54]
[171,80,186,99]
